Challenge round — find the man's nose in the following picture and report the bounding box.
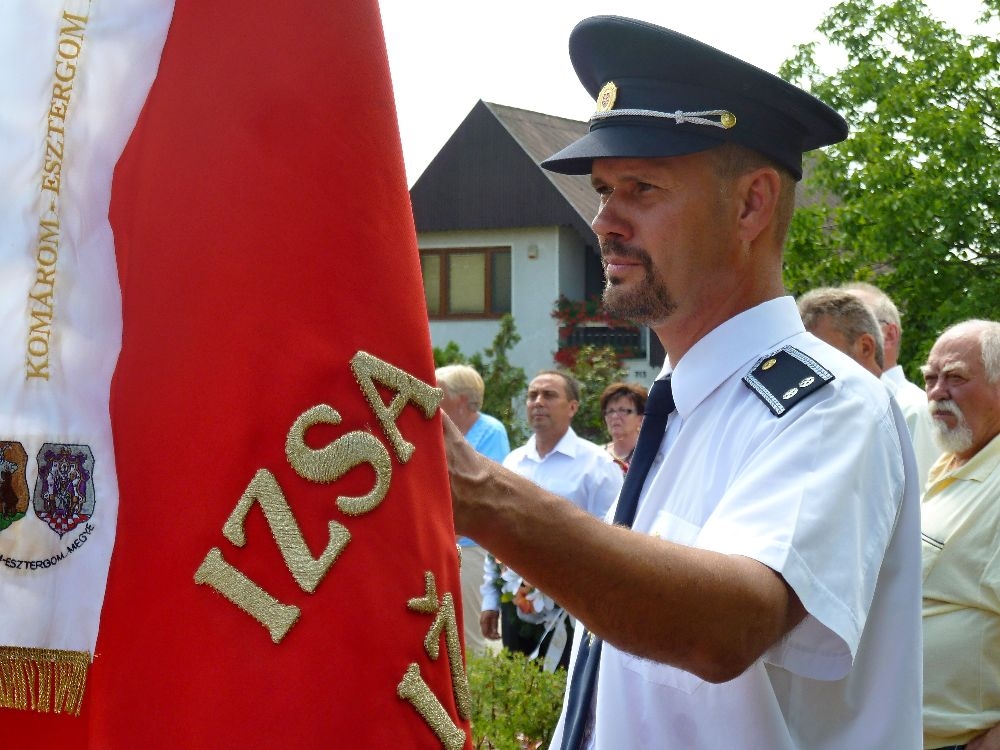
[592,196,631,243]
[926,378,947,402]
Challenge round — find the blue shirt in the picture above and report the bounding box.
[458,412,510,547]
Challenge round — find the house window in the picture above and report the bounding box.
[420,247,511,318]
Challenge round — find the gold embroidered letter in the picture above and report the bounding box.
[223,469,350,593]
[397,664,466,750]
[194,548,301,644]
[407,572,472,720]
[285,404,392,516]
[350,351,441,463]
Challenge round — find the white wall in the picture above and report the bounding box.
[421,226,574,379]
[556,225,587,307]
[622,352,657,389]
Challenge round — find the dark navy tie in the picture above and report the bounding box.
[560,376,675,750]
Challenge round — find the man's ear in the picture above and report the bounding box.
[856,333,878,366]
[735,167,781,245]
[881,321,901,351]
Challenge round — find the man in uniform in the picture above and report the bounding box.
[444,16,921,748]
[920,320,1000,750]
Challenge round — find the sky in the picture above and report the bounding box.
[379,0,993,185]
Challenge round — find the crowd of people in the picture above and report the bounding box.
[438,14,998,750]
[797,285,1000,749]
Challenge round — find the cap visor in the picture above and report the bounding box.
[541,121,722,175]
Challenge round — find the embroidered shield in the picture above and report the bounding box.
[0,441,30,532]
[32,444,95,538]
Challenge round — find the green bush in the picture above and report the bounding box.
[466,650,567,750]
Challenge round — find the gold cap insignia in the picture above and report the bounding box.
[762,358,777,371]
[596,81,617,112]
[720,111,737,129]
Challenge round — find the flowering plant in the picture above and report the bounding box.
[552,295,641,369]
[551,294,635,330]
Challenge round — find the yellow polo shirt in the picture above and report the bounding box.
[921,433,1000,749]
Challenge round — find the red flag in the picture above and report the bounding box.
[90,1,469,747]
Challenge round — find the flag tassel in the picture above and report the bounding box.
[0,646,89,715]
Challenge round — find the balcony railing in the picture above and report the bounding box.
[559,324,644,357]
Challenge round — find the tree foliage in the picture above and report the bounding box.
[469,315,529,445]
[567,344,628,444]
[781,0,999,376]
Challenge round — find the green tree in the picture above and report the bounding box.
[469,315,529,445]
[434,314,528,445]
[566,345,627,443]
[781,0,1000,377]
[432,341,468,368]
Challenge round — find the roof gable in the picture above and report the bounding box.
[409,101,597,243]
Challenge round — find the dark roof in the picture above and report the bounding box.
[409,101,597,244]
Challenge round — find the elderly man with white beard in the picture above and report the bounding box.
[919,319,1000,750]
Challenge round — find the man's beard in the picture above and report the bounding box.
[600,239,676,326]
[928,399,974,455]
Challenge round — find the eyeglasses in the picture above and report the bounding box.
[603,407,638,417]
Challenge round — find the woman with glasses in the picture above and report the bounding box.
[599,382,648,472]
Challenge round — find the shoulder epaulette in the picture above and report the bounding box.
[742,346,835,417]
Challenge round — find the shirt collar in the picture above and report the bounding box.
[527,426,578,460]
[944,432,1000,483]
[656,296,806,419]
[882,365,906,385]
[880,365,906,390]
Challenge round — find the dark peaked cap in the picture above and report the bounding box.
[541,16,848,180]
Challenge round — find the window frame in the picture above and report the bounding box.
[420,246,512,320]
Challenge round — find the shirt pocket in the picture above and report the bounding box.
[619,510,706,694]
[920,530,945,584]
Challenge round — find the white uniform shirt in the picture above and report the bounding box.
[481,428,623,611]
[883,364,940,489]
[550,296,922,749]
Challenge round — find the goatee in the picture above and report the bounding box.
[600,239,676,326]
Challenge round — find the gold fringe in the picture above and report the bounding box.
[0,646,90,716]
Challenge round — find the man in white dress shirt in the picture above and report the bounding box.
[844,281,940,486]
[480,370,622,669]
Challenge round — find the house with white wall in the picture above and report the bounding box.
[410,101,664,389]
